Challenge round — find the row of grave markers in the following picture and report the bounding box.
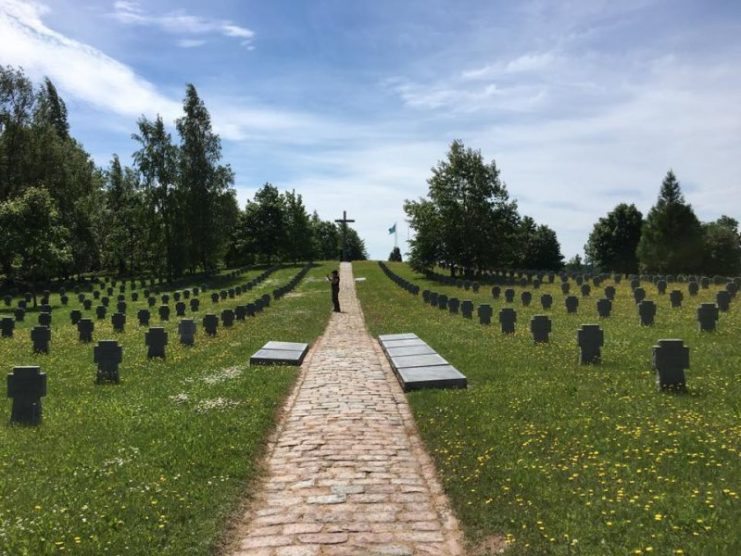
[5,263,314,425]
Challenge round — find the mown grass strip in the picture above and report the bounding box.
[0,263,334,555]
[355,260,740,556]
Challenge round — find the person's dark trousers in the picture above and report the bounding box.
[332,289,340,312]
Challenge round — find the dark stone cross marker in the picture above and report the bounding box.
[1,317,15,338]
[101,296,109,307]
[7,366,47,425]
[96,305,107,320]
[478,304,492,325]
[335,210,356,261]
[657,280,667,295]
[175,301,186,316]
[633,287,646,304]
[221,309,235,327]
[94,340,122,383]
[638,300,657,326]
[148,296,156,307]
[145,327,168,358]
[178,319,197,345]
[83,299,92,310]
[246,303,256,317]
[203,314,219,336]
[716,291,730,312]
[161,294,169,304]
[540,294,553,310]
[669,290,683,308]
[597,298,612,318]
[461,300,474,319]
[491,286,501,299]
[219,290,227,301]
[93,290,100,300]
[448,298,460,314]
[429,292,438,306]
[437,294,448,310]
[235,305,246,320]
[561,282,570,295]
[580,284,591,297]
[504,289,515,303]
[117,301,127,314]
[652,339,689,391]
[565,295,579,314]
[70,309,82,325]
[190,298,200,312]
[137,309,151,326]
[78,318,94,343]
[211,292,219,304]
[60,295,68,306]
[688,282,699,296]
[530,315,551,343]
[31,326,51,354]
[499,307,517,334]
[577,324,604,364]
[131,292,139,302]
[13,307,25,322]
[521,291,532,307]
[38,312,51,327]
[422,290,430,304]
[697,303,719,332]
[173,291,181,302]
[111,313,126,332]
[159,305,170,321]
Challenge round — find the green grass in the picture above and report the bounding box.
[0,263,333,555]
[354,261,740,556]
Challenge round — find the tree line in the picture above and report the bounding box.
[0,65,366,291]
[585,170,740,275]
[404,140,564,277]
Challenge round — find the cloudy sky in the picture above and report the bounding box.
[1,0,739,260]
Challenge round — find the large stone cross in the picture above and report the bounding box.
[334,210,355,262]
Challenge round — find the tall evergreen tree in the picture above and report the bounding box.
[584,203,643,273]
[176,84,234,273]
[637,170,703,273]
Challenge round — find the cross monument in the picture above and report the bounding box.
[334,210,355,262]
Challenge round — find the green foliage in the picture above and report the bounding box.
[515,216,564,270]
[637,171,704,274]
[310,211,340,260]
[0,186,71,290]
[343,226,368,261]
[585,203,643,273]
[389,246,402,262]
[702,216,741,275]
[0,264,333,554]
[356,260,740,555]
[283,190,313,262]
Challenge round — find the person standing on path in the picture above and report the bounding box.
[328,269,341,312]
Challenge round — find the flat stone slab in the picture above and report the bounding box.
[385,344,436,357]
[250,341,309,366]
[378,333,467,391]
[396,365,468,392]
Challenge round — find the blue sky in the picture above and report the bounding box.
[1,0,740,261]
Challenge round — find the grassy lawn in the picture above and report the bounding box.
[1,263,333,555]
[354,261,740,555]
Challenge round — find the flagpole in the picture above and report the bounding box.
[394,225,398,249]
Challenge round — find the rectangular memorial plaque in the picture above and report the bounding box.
[394,365,467,392]
[250,341,310,366]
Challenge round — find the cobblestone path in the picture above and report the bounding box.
[230,262,463,555]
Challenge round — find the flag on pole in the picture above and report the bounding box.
[388,223,396,234]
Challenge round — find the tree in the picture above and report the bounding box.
[637,170,703,273]
[176,84,235,273]
[243,183,286,263]
[0,187,71,302]
[283,190,313,261]
[344,227,368,260]
[565,254,583,271]
[310,212,340,260]
[405,140,518,276]
[34,77,69,139]
[389,247,402,262]
[702,216,741,275]
[584,203,643,273]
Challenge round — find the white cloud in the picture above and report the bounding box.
[177,38,206,48]
[110,1,254,46]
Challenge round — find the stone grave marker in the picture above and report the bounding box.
[561,282,570,295]
[429,292,438,306]
[111,313,126,332]
[727,282,738,298]
[581,284,591,297]
[235,305,246,320]
[669,290,683,308]
[448,298,460,314]
[422,290,430,304]
[178,319,197,345]
[491,286,501,299]
[565,295,579,314]
[175,301,186,316]
[93,290,100,300]
[688,282,699,296]
[228,288,235,299]
[1,317,14,337]
[221,309,235,327]
[577,324,603,364]
[161,294,169,304]
[716,291,730,312]
[504,288,515,303]
[630,278,640,290]
[17,300,26,309]
[158,305,170,321]
[145,327,168,358]
[83,299,92,310]
[521,291,532,306]
[219,290,227,300]
[246,303,256,317]
[530,315,551,343]
[117,301,127,314]
[147,296,156,307]
[633,287,646,304]
[137,309,150,326]
[37,312,51,327]
[499,307,516,334]
[60,295,68,306]
[7,366,47,425]
[70,309,82,325]
[597,298,612,318]
[652,339,689,391]
[95,305,107,320]
[697,303,719,332]
[101,296,109,307]
[173,291,181,302]
[461,300,474,319]
[250,341,311,366]
[94,340,123,383]
[657,280,667,295]
[31,326,51,353]
[478,304,492,325]
[638,300,657,326]
[472,282,480,293]
[3,294,11,306]
[40,304,51,314]
[131,292,139,302]
[437,294,448,310]
[533,279,541,289]
[78,318,94,342]
[203,314,219,336]
[540,294,553,309]
[189,298,200,312]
